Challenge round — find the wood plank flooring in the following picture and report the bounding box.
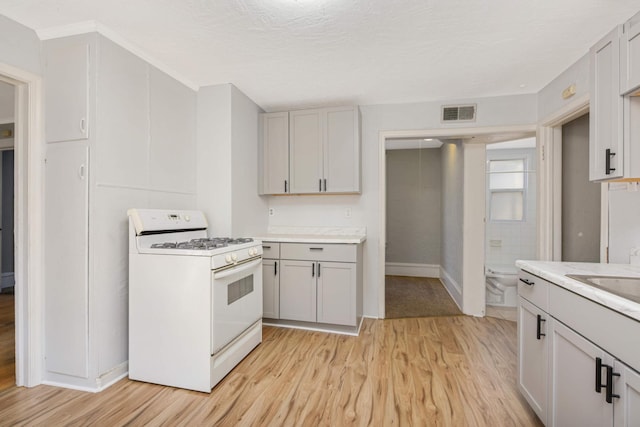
[0,293,15,393]
[0,316,542,426]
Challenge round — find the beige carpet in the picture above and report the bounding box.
[385,275,463,319]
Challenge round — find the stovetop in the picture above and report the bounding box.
[150,237,254,251]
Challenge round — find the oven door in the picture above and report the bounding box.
[211,257,262,354]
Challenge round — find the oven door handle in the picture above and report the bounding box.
[213,258,262,280]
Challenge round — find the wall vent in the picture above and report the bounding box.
[441,104,476,122]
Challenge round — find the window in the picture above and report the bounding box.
[488,159,525,221]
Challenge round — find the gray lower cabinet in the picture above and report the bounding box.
[262,242,281,319]
[518,268,640,426]
[263,241,362,328]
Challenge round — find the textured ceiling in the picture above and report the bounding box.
[0,0,638,111]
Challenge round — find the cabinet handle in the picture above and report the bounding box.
[605,149,616,175]
[263,245,271,249]
[323,178,327,192]
[274,261,277,276]
[317,262,321,277]
[605,365,620,404]
[312,263,315,277]
[596,357,606,393]
[536,314,546,340]
[80,118,86,133]
[519,278,534,286]
[319,178,322,192]
[284,180,288,193]
[309,247,324,251]
[79,164,86,180]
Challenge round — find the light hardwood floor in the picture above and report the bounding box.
[0,293,15,393]
[0,316,542,426]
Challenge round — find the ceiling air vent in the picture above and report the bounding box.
[441,104,477,123]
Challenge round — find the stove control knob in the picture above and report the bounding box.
[184,215,191,222]
[249,248,256,256]
[225,254,232,264]
[231,253,238,262]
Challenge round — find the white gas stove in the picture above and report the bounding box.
[127,208,263,392]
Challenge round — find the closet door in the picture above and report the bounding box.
[45,142,90,378]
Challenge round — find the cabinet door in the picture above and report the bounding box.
[614,361,640,427]
[621,12,640,95]
[289,109,323,193]
[262,259,280,319]
[279,260,316,322]
[590,26,624,180]
[45,142,90,378]
[518,297,548,424]
[549,321,613,427]
[45,36,90,143]
[260,112,289,195]
[317,262,356,326]
[323,106,360,193]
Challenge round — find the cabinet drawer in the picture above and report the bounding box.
[261,242,280,259]
[280,243,357,262]
[518,269,550,311]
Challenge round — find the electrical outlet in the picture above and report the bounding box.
[268,208,275,217]
[345,208,352,218]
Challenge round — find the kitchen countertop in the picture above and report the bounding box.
[516,260,640,322]
[255,226,366,244]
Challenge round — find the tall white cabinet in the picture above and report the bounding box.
[44,33,197,391]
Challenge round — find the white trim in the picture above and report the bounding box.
[36,21,199,91]
[384,262,439,278]
[262,316,363,337]
[0,63,45,388]
[42,363,128,393]
[439,267,463,310]
[378,124,537,319]
[537,94,591,261]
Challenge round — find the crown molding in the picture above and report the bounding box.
[36,20,199,91]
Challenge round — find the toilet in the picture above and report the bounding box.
[485,264,518,307]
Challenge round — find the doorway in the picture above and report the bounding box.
[378,125,537,318]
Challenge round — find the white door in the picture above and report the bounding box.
[316,261,356,326]
[262,259,279,319]
[614,360,640,427]
[44,142,90,378]
[279,259,316,322]
[550,320,613,427]
[590,26,624,180]
[289,109,323,194]
[518,297,548,424]
[261,112,289,195]
[323,106,359,193]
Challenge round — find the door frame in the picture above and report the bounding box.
[0,62,44,387]
[537,94,605,262]
[378,124,537,318]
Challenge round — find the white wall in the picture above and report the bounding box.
[608,184,640,264]
[0,81,14,123]
[538,53,589,121]
[268,94,538,317]
[0,15,41,76]
[197,83,268,237]
[440,141,464,305]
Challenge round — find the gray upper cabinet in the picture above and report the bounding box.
[45,35,91,143]
[621,11,640,95]
[260,112,290,195]
[590,26,624,181]
[260,106,361,195]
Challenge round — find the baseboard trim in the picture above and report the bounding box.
[385,262,439,278]
[439,267,463,311]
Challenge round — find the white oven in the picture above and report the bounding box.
[128,208,263,393]
[211,256,262,354]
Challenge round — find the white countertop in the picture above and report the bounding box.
[516,260,640,322]
[255,226,366,244]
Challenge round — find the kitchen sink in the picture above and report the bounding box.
[566,274,640,304]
